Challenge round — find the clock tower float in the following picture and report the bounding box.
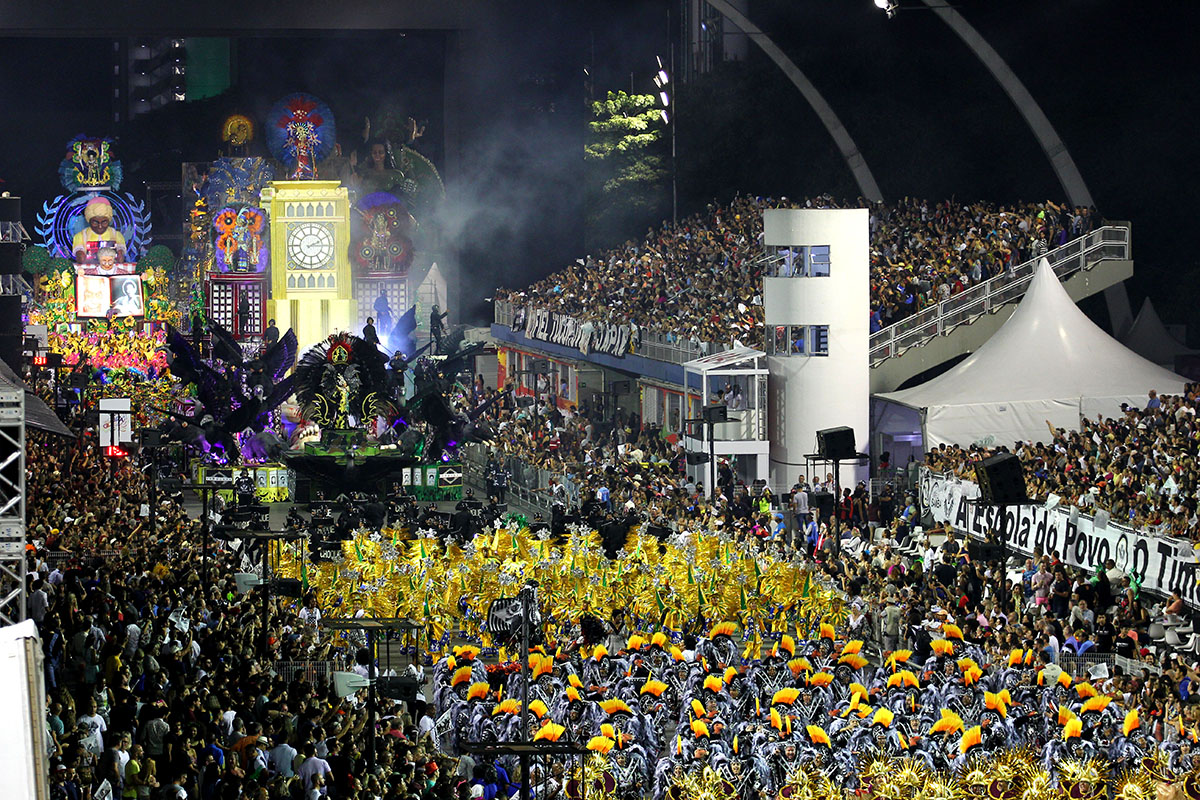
[263,180,354,353]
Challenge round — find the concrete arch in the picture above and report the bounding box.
[703,0,884,203]
[920,0,1131,334]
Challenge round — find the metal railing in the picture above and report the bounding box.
[869,225,1131,365]
[273,660,344,685]
[493,299,727,366]
[461,443,577,515]
[1059,651,1162,679]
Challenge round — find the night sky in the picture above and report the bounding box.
[0,1,1196,330]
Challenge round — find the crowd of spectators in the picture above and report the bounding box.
[498,195,780,351]
[27,432,485,800]
[926,386,1200,538]
[496,195,1102,350]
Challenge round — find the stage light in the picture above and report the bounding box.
[103,445,127,458]
[656,55,664,69]
[658,69,669,86]
[874,0,899,16]
[654,75,663,89]
[660,110,669,125]
[660,91,670,107]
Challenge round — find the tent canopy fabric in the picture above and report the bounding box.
[0,358,75,437]
[877,260,1187,449]
[1121,298,1196,366]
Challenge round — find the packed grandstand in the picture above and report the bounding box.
[495,196,1102,351]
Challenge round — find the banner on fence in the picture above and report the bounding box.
[920,468,1200,606]
[523,306,631,358]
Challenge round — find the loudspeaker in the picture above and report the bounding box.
[816,426,856,461]
[0,243,20,275]
[141,429,162,447]
[0,335,21,373]
[293,477,312,505]
[810,491,835,522]
[973,452,1028,505]
[685,452,710,465]
[702,404,728,424]
[0,197,19,222]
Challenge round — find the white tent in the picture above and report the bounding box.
[1121,298,1196,367]
[877,260,1187,449]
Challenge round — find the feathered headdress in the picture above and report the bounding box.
[984,692,1008,719]
[587,736,615,754]
[1063,718,1083,740]
[691,720,711,739]
[703,675,725,694]
[930,639,955,656]
[650,632,669,650]
[808,671,834,687]
[1081,696,1111,715]
[534,723,565,742]
[960,725,982,754]
[887,670,920,689]
[872,707,894,728]
[1075,682,1098,699]
[841,640,863,656]
[1008,649,1024,668]
[600,699,632,717]
[466,682,490,702]
[710,621,738,640]
[494,699,521,716]
[929,708,963,735]
[807,725,831,746]
[529,699,548,719]
[626,634,646,652]
[451,666,473,687]
[838,653,869,670]
[885,650,912,671]
[641,679,667,698]
[942,623,963,640]
[788,657,812,677]
[819,624,835,641]
[772,688,800,707]
[780,635,796,656]
[1123,709,1140,737]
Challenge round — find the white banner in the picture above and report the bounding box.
[523,306,631,358]
[920,467,1200,607]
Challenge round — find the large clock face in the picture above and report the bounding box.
[286,222,335,269]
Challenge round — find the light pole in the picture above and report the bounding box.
[655,53,677,224]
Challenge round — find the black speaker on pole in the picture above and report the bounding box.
[702,404,728,424]
[974,453,1028,505]
[0,294,20,372]
[816,426,857,461]
[0,243,20,275]
[0,196,19,222]
[810,491,835,522]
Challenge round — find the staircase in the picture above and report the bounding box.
[869,224,1132,393]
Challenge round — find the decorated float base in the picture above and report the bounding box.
[190,461,291,503]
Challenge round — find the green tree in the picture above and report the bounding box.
[585,91,668,250]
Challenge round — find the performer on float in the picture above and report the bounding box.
[73,197,127,263]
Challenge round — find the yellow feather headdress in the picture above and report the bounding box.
[960,725,982,754]
[929,708,963,735]
[534,723,565,742]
